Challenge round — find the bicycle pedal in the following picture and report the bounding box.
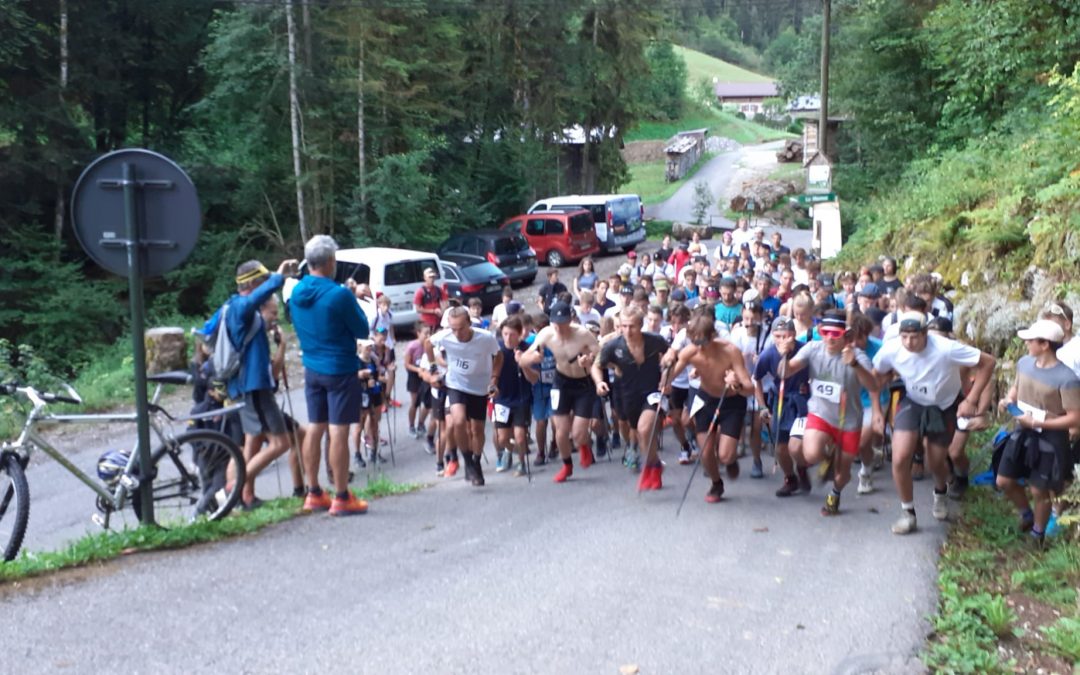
[119,473,140,490]
[91,513,110,530]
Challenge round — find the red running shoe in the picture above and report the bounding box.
[302,490,332,512]
[390,399,403,408]
[638,463,663,491]
[579,444,594,469]
[553,463,573,483]
[445,459,459,477]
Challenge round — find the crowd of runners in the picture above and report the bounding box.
[209,223,1078,544]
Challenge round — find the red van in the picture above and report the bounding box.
[499,209,600,267]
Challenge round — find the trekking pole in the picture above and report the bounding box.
[387,372,396,468]
[770,356,787,474]
[280,358,306,489]
[639,365,673,496]
[677,385,728,518]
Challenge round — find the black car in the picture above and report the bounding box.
[438,230,537,286]
[438,257,509,311]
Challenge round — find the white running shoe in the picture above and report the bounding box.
[932,492,949,521]
[891,509,917,535]
[857,472,874,495]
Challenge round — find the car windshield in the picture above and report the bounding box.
[459,261,503,281]
[569,212,594,234]
[494,235,528,255]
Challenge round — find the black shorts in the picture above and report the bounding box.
[407,370,422,394]
[999,430,1070,492]
[617,390,657,428]
[669,386,689,411]
[431,386,447,418]
[894,396,958,446]
[363,389,383,410]
[494,403,531,429]
[239,389,287,436]
[553,373,597,418]
[692,391,748,440]
[448,388,488,422]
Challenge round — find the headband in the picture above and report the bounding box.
[236,263,270,285]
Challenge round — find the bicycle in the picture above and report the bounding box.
[0,371,246,562]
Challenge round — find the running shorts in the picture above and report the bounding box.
[552,373,597,418]
[448,388,488,422]
[894,396,958,446]
[690,390,747,440]
[239,388,287,436]
[805,413,860,456]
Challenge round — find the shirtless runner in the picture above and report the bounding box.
[665,315,755,503]
[520,301,600,483]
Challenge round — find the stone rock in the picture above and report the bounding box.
[671,221,713,240]
[145,327,188,374]
[705,136,741,154]
[730,179,798,214]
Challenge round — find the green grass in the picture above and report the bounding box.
[0,476,421,583]
[622,153,712,205]
[645,220,672,240]
[625,103,792,145]
[673,45,772,85]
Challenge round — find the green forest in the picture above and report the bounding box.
[2,0,1080,376]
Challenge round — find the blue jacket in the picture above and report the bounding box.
[289,275,369,376]
[225,273,284,399]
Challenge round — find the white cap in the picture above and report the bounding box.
[1017,319,1065,342]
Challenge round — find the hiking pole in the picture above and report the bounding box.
[677,384,728,518]
[280,359,306,492]
[770,356,787,474]
[638,365,673,496]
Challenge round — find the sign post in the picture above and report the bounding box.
[71,149,201,525]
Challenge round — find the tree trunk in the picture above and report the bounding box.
[54,0,68,244]
[357,39,366,219]
[581,5,600,193]
[285,0,309,243]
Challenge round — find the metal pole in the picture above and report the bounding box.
[818,0,831,162]
[123,162,155,525]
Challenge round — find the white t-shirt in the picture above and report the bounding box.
[1057,336,1080,379]
[576,307,602,326]
[872,333,981,407]
[490,303,509,328]
[430,327,500,396]
[731,228,755,249]
[670,327,691,388]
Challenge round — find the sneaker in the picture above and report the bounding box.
[688,437,700,456]
[872,448,884,471]
[534,451,548,466]
[726,460,740,479]
[821,492,840,516]
[445,458,459,478]
[891,509,917,535]
[1028,530,1046,551]
[495,450,510,473]
[797,466,811,493]
[241,496,265,512]
[638,463,664,491]
[947,475,968,501]
[436,462,445,477]
[932,492,949,521]
[463,454,477,482]
[596,433,609,458]
[857,471,874,495]
[1018,509,1035,533]
[390,399,403,408]
[775,475,799,497]
[610,432,621,451]
[750,459,764,479]
[424,436,436,454]
[329,494,369,516]
[704,479,725,503]
[625,447,641,473]
[678,448,692,465]
[553,462,573,483]
[580,444,595,469]
[302,491,332,512]
[408,425,416,437]
[513,462,527,478]
[470,455,485,487]
[353,451,367,469]
[291,486,306,498]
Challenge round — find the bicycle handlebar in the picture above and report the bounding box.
[0,383,82,406]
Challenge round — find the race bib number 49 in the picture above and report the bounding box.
[810,379,841,404]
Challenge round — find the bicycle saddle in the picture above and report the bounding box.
[147,371,193,385]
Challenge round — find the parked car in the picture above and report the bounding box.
[526,193,645,253]
[438,257,509,311]
[500,208,600,268]
[438,230,538,286]
[283,247,440,328]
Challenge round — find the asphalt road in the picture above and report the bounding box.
[1,143,936,674]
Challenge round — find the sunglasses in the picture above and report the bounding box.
[819,328,847,339]
[1045,303,1067,317]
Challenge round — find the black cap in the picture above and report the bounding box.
[550,301,572,324]
[670,287,688,302]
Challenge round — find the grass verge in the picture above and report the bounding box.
[645,220,672,240]
[0,475,422,583]
[622,153,713,205]
[923,433,1080,673]
[625,102,792,145]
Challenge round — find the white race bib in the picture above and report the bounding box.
[453,356,475,372]
[646,391,667,411]
[1017,400,1047,423]
[791,416,807,437]
[493,404,511,424]
[361,393,370,408]
[550,388,561,410]
[810,379,842,404]
[689,394,705,417]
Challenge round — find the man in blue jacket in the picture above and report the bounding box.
[225,257,299,510]
[289,235,371,516]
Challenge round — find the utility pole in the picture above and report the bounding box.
[818,0,831,161]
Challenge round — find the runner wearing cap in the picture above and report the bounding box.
[520,301,600,482]
[996,319,1080,547]
[425,306,502,487]
[665,314,755,503]
[781,310,878,516]
[593,306,671,490]
[492,315,538,476]
[755,316,811,496]
[872,311,995,534]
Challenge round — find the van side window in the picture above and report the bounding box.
[526,219,547,236]
[589,205,605,222]
[384,261,413,286]
[544,219,565,236]
[337,261,370,285]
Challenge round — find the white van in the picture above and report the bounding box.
[283,247,441,329]
[526,194,645,253]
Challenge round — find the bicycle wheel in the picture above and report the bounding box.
[0,452,30,562]
[133,430,246,524]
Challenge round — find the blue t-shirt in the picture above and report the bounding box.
[224,273,284,399]
[754,340,811,397]
[859,336,889,410]
[760,296,781,321]
[714,302,743,328]
[525,333,555,395]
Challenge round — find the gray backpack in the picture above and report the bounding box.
[211,303,260,382]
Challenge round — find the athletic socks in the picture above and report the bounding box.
[830,487,841,499]
[336,490,350,500]
[900,501,914,512]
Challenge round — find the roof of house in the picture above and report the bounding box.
[713,81,779,99]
